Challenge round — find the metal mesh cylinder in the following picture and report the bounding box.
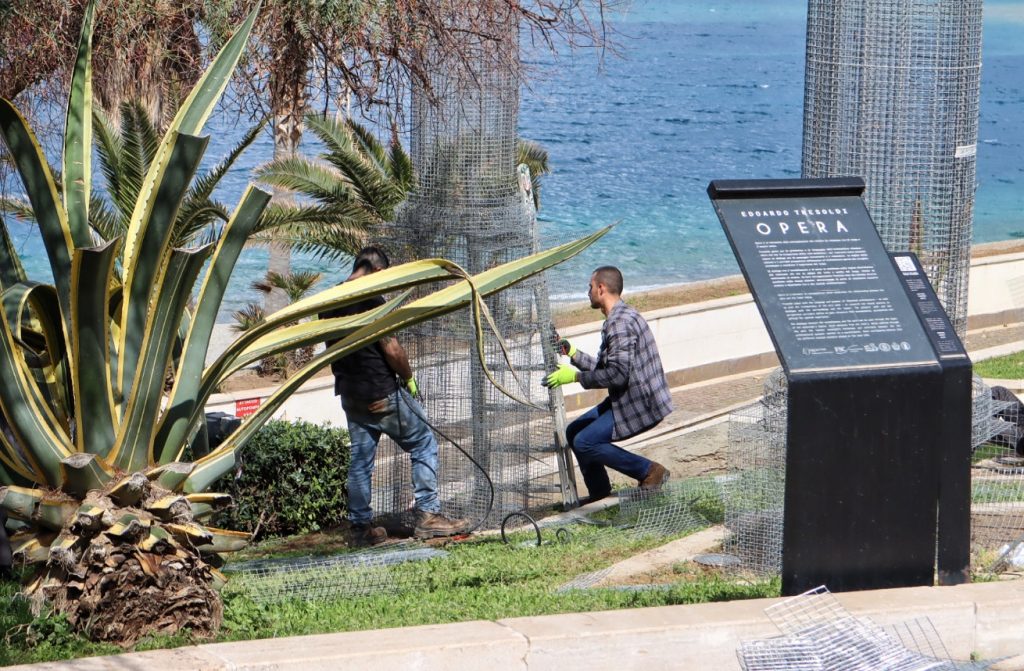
[371,13,569,529]
[801,0,983,336]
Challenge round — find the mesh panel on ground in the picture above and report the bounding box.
[739,586,966,671]
[223,546,448,603]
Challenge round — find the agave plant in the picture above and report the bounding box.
[0,0,606,644]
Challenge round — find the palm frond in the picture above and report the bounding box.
[171,203,230,247]
[125,99,161,169]
[302,113,358,161]
[255,200,376,235]
[87,194,124,242]
[187,117,268,205]
[116,102,146,218]
[346,118,389,176]
[0,195,36,221]
[91,108,124,208]
[231,303,265,333]
[256,157,358,205]
[387,127,415,194]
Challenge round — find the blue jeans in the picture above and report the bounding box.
[343,389,440,525]
[566,399,653,496]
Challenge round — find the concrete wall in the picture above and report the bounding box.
[205,250,1024,426]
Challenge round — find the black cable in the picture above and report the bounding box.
[396,387,495,536]
[501,511,541,547]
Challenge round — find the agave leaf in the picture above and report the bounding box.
[0,460,34,487]
[0,220,27,289]
[70,240,119,454]
[110,245,212,473]
[192,259,464,422]
[117,132,208,402]
[196,527,250,554]
[0,306,72,487]
[0,485,44,520]
[221,290,411,379]
[0,100,74,332]
[1,282,70,428]
[62,0,96,249]
[0,432,37,484]
[59,453,115,498]
[119,1,261,279]
[154,186,271,464]
[185,228,609,492]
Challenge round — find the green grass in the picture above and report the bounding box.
[974,350,1024,379]
[0,524,779,665]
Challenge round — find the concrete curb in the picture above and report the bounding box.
[11,581,1024,670]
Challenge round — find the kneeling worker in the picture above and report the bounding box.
[543,266,673,504]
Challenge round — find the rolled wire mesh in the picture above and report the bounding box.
[739,586,958,671]
[370,9,570,531]
[802,0,983,337]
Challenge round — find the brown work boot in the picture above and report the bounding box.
[414,511,469,539]
[348,522,387,547]
[639,462,670,490]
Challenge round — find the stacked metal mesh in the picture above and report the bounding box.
[738,586,972,671]
[802,0,983,336]
[370,10,571,531]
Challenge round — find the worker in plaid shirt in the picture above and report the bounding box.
[543,266,673,504]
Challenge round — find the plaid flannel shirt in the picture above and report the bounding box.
[571,301,673,441]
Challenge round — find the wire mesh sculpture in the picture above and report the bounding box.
[370,8,572,531]
[801,0,983,336]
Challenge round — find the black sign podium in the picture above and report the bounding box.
[707,177,971,594]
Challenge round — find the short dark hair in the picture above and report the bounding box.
[592,266,623,295]
[352,246,390,273]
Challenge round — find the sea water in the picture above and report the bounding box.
[2,0,1021,316]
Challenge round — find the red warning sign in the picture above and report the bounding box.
[234,397,262,418]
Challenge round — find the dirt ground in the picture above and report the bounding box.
[572,421,732,497]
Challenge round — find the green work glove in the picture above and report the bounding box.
[405,377,420,399]
[557,337,577,357]
[542,364,577,389]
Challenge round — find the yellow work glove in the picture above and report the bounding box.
[541,364,577,389]
[405,377,420,399]
[557,337,577,357]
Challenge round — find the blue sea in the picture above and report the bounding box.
[3,0,1022,316]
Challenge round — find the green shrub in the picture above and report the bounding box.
[213,420,350,537]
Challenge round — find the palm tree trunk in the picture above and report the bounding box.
[264,19,308,315]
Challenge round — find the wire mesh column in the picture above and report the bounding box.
[802,0,983,336]
[372,8,570,530]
